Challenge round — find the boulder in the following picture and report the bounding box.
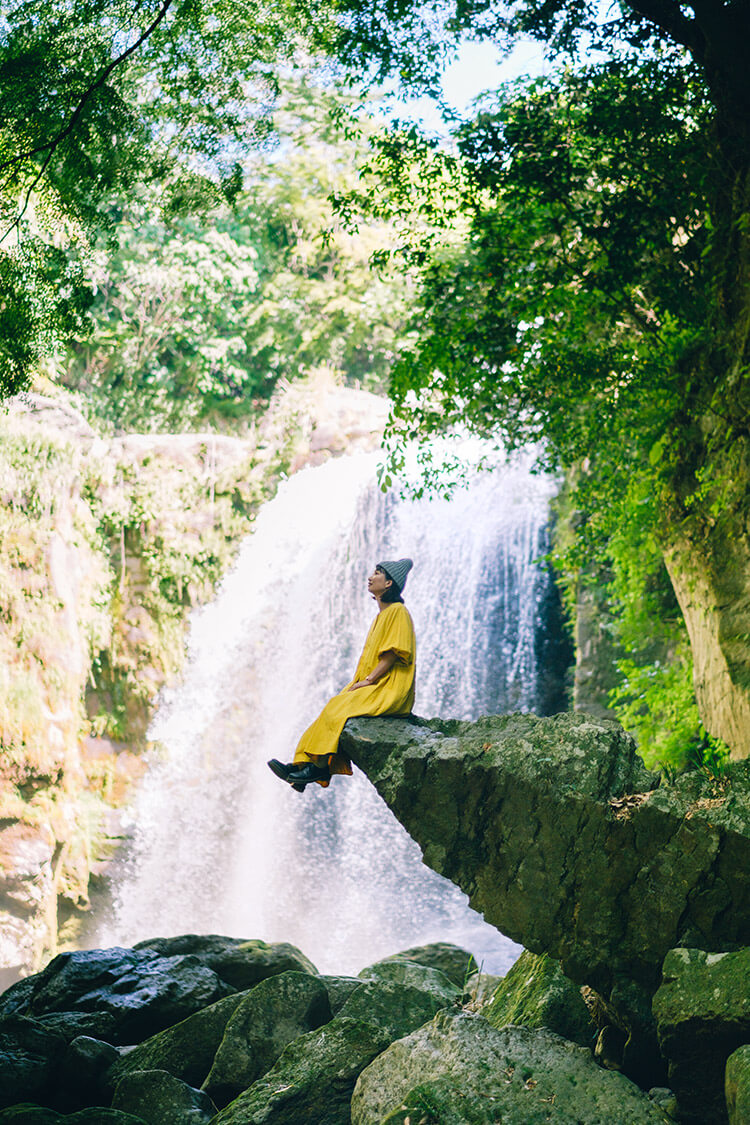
[111,1070,216,1125]
[0,1017,67,1110]
[357,959,460,1002]
[0,1109,146,1124]
[0,948,235,1045]
[33,1012,118,1044]
[653,947,750,1124]
[726,1044,750,1125]
[337,977,457,1033]
[131,937,317,992]
[58,1036,120,1110]
[350,1008,671,1124]
[484,950,594,1047]
[201,972,331,1106]
[211,976,456,1125]
[107,991,252,1092]
[374,943,478,988]
[209,1017,392,1125]
[341,713,750,1071]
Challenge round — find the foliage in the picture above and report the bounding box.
[336,53,726,765]
[354,57,711,480]
[62,207,264,431]
[81,439,269,739]
[0,0,340,391]
[58,81,412,431]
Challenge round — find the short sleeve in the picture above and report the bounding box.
[378,604,416,665]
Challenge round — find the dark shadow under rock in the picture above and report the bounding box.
[0,1017,67,1111]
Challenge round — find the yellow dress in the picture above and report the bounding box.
[292,601,416,786]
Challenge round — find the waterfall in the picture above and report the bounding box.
[99,447,562,975]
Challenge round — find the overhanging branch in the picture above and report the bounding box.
[1,0,176,242]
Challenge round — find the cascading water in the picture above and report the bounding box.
[99,446,563,975]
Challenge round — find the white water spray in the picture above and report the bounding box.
[101,448,557,974]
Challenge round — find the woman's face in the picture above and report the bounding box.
[367,566,392,599]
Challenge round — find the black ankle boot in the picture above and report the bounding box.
[286,762,330,784]
[267,759,295,782]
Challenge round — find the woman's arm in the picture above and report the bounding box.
[348,649,398,691]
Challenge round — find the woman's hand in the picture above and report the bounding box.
[347,650,398,692]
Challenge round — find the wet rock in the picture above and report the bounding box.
[34,1012,118,1044]
[112,1070,216,1125]
[211,976,456,1125]
[0,1109,147,1124]
[653,947,750,1124]
[484,950,594,1047]
[107,991,251,1092]
[0,1017,67,1110]
[201,972,331,1106]
[210,1017,393,1125]
[0,821,57,975]
[357,958,460,1003]
[726,1044,750,1125]
[374,942,478,988]
[338,976,457,1033]
[132,936,317,992]
[648,1087,679,1119]
[350,1008,671,1124]
[58,1036,119,1110]
[0,948,235,1046]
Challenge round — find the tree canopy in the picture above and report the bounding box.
[58,81,412,430]
[0,0,340,391]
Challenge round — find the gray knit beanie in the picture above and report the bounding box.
[377,558,413,592]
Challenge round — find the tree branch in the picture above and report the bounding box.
[1,0,176,241]
[621,0,707,58]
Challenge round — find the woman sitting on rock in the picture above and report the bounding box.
[268,558,416,792]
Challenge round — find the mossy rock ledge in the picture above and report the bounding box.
[342,710,750,1109]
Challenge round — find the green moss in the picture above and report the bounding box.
[79,443,271,743]
[485,953,564,1030]
[484,952,592,1047]
[550,469,732,773]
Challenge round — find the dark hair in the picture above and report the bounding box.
[378,567,404,604]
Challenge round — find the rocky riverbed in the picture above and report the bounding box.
[0,935,675,1124]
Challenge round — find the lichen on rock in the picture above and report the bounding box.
[350,1008,670,1124]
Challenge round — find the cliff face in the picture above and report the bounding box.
[0,380,387,979]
